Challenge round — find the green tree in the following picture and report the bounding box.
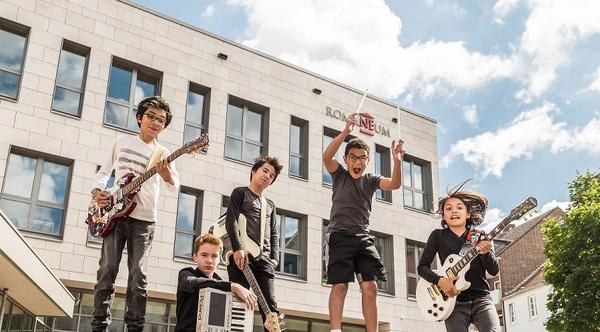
[543,171,600,331]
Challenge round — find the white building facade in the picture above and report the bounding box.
[0,0,442,330]
[503,285,551,332]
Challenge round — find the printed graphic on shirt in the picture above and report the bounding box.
[117,148,150,176]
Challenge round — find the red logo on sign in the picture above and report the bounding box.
[359,113,375,136]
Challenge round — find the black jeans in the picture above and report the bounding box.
[227,255,278,331]
[445,295,500,332]
[90,217,155,332]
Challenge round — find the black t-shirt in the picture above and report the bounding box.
[225,186,279,260]
[417,228,499,301]
[175,267,231,332]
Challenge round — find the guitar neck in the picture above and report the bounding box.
[121,149,182,195]
[241,263,272,315]
[448,197,537,277]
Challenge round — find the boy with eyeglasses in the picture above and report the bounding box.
[90,96,180,332]
[323,112,404,332]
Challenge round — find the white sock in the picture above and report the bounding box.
[331,330,342,332]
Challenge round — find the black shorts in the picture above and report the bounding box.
[325,232,386,284]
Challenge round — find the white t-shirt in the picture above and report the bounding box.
[90,135,180,222]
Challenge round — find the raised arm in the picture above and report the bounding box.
[379,139,405,191]
[323,112,357,173]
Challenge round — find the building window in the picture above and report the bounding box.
[494,280,501,291]
[224,96,268,164]
[52,290,176,331]
[289,117,308,179]
[174,188,203,259]
[184,83,210,144]
[52,40,90,117]
[528,295,538,318]
[276,212,306,278]
[508,302,516,324]
[322,127,355,186]
[374,144,392,202]
[104,58,161,132]
[0,149,72,237]
[0,294,36,331]
[403,156,432,212]
[322,220,393,294]
[405,240,437,298]
[0,19,29,100]
[220,195,230,217]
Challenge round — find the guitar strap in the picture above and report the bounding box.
[146,142,166,171]
[259,196,267,251]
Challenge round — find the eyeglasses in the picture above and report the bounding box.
[145,112,167,125]
[347,153,369,163]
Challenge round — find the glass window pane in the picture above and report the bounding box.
[245,110,262,142]
[184,125,202,144]
[107,65,132,102]
[312,321,330,332]
[406,244,415,273]
[39,161,69,204]
[31,205,63,234]
[4,153,36,198]
[414,164,423,190]
[134,75,156,105]
[174,232,194,258]
[0,70,20,99]
[226,104,243,136]
[145,301,168,324]
[9,305,24,330]
[374,151,382,175]
[0,28,26,70]
[144,324,167,332]
[283,253,300,275]
[104,319,124,332]
[169,303,177,324]
[403,161,412,187]
[105,101,130,127]
[224,137,242,160]
[52,87,82,115]
[56,49,86,89]
[242,143,261,164]
[176,192,197,230]
[127,106,139,132]
[290,124,301,154]
[414,193,425,211]
[0,199,30,229]
[407,276,417,297]
[289,156,301,177]
[284,216,300,250]
[404,189,413,207]
[280,317,308,331]
[186,91,204,125]
[53,315,77,331]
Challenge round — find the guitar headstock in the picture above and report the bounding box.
[181,133,209,155]
[509,197,538,219]
[264,312,283,332]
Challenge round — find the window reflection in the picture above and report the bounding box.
[3,153,35,198]
[56,49,85,88]
[0,28,26,70]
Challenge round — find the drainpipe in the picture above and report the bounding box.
[0,288,8,328]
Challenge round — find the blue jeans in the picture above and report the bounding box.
[445,295,500,332]
[90,217,155,332]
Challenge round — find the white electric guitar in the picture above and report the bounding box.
[209,214,283,332]
[416,197,537,321]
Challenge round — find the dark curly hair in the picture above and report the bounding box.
[136,95,172,128]
[344,138,370,157]
[250,155,284,183]
[438,180,488,228]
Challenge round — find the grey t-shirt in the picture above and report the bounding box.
[328,164,382,234]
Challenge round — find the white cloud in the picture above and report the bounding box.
[515,0,600,102]
[584,66,600,92]
[441,102,600,177]
[228,0,518,100]
[462,105,478,125]
[201,4,216,18]
[493,0,521,23]
[481,207,503,231]
[540,200,570,213]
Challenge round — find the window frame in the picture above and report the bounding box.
[0,147,73,238]
[508,302,516,324]
[173,187,204,260]
[0,18,30,101]
[405,240,437,299]
[275,210,307,279]
[51,39,90,117]
[103,57,162,133]
[402,155,433,212]
[527,295,538,319]
[371,230,395,295]
[224,95,269,165]
[374,144,392,203]
[183,82,211,144]
[289,116,309,180]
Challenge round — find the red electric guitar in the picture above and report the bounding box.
[86,134,209,237]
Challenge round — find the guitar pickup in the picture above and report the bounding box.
[427,287,436,301]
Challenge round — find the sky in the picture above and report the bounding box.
[131,0,599,228]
